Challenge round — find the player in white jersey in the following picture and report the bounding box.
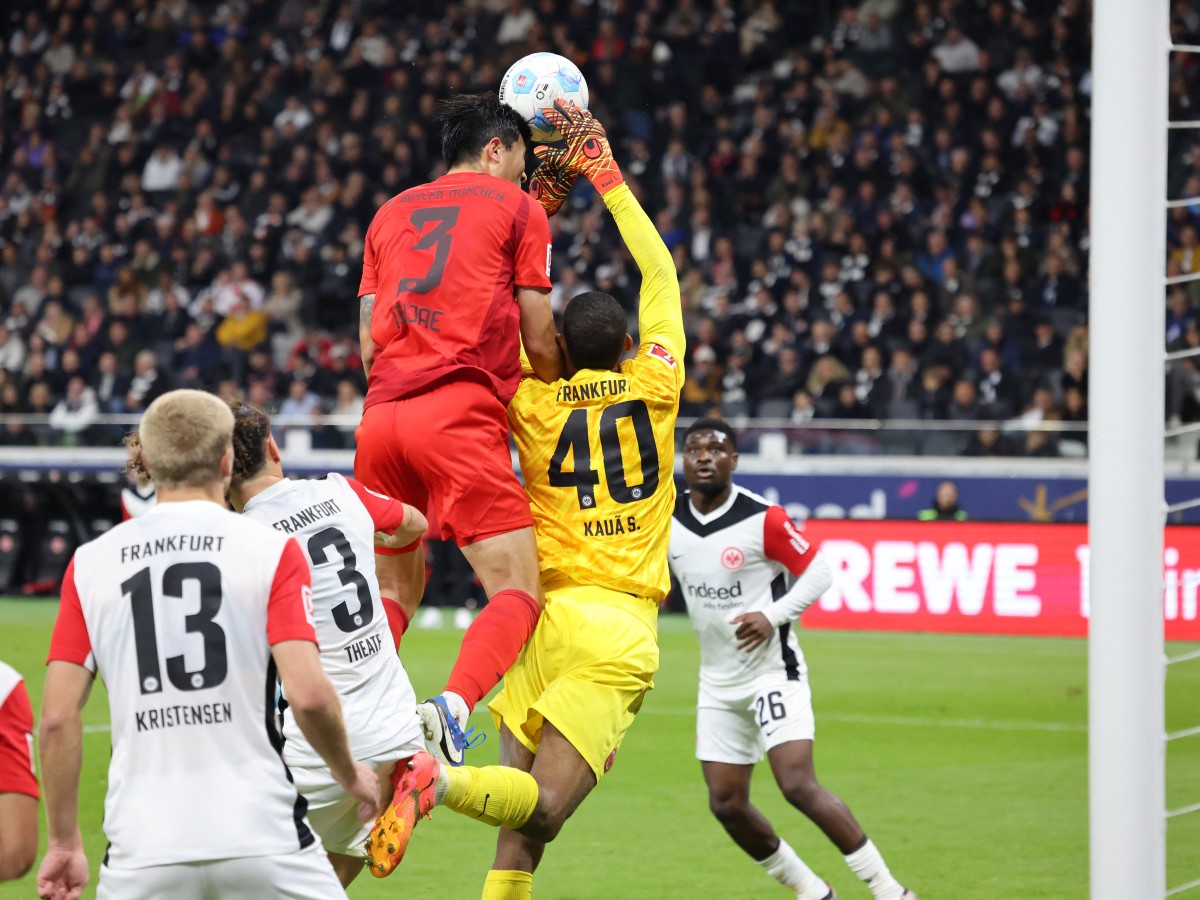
[37,390,382,900]
[225,400,428,885]
[670,418,917,900]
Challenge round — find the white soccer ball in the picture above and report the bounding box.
[499,52,589,143]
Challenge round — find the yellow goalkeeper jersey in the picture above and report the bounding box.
[508,184,684,602]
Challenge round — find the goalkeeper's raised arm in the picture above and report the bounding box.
[534,102,684,362]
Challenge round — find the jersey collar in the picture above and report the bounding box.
[689,485,741,525]
[242,477,297,513]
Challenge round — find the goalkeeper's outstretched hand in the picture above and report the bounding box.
[540,101,624,195]
[528,146,577,217]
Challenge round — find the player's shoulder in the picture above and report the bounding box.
[510,373,555,408]
[622,341,684,390]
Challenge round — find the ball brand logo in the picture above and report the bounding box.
[604,747,618,773]
[722,547,745,571]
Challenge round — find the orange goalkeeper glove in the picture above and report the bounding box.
[528,148,577,217]
[539,101,625,195]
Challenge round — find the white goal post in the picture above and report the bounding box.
[1088,0,1168,897]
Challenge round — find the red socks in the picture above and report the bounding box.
[444,589,541,709]
[381,596,410,650]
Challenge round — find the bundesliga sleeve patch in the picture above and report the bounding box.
[648,344,676,367]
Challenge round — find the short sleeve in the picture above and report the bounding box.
[762,506,815,577]
[266,539,317,646]
[342,476,410,534]
[47,557,95,671]
[513,195,553,290]
[0,679,38,799]
[358,220,379,297]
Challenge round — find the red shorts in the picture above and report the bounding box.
[354,380,533,547]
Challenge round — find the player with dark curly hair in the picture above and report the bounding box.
[224,399,426,886]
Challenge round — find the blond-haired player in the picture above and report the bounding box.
[366,102,682,900]
[38,390,380,900]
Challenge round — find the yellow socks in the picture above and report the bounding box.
[442,764,539,830]
[481,869,533,899]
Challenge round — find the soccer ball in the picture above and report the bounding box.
[499,52,589,143]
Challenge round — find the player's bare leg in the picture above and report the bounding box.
[327,852,363,888]
[513,719,595,843]
[376,547,425,620]
[701,761,779,859]
[420,528,544,764]
[484,721,595,898]
[459,527,542,601]
[489,724,545,894]
[767,741,914,900]
[703,760,833,900]
[766,740,864,852]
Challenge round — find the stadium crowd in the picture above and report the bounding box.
[0,0,1192,455]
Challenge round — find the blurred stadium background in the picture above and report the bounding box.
[2,0,1200,895]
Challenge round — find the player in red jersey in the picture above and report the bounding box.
[0,660,38,884]
[354,93,561,762]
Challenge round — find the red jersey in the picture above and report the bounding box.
[0,661,37,799]
[358,171,553,408]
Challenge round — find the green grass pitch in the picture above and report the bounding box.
[1,596,1198,899]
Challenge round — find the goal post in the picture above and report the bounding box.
[1088,0,1168,896]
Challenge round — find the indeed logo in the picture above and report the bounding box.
[686,581,743,601]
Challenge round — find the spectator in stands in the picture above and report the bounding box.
[918,481,968,521]
[49,376,99,444]
[0,0,1128,456]
[123,351,170,413]
[974,347,1021,419]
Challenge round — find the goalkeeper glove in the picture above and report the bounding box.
[539,101,625,195]
[528,149,577,217]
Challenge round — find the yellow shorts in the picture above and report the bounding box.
[488,579,659,781]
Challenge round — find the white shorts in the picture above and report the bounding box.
[291,741,423,858]
[97,843,345,899]
[695,679,815,766]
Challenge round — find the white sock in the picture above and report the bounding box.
[433,761,449,805]
[443,690,471,725]
[844,838,904,900]
[757,840,829,900]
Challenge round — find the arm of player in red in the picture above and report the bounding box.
[343,477,427,648]
[731,508,832,652]
[357,221,379,377]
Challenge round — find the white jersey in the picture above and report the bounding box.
[670,485,817,696]
[48,500,320,869]
[121,484,157,519]
[243,474,420,766]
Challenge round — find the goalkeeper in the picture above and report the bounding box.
[367,101,684,900]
